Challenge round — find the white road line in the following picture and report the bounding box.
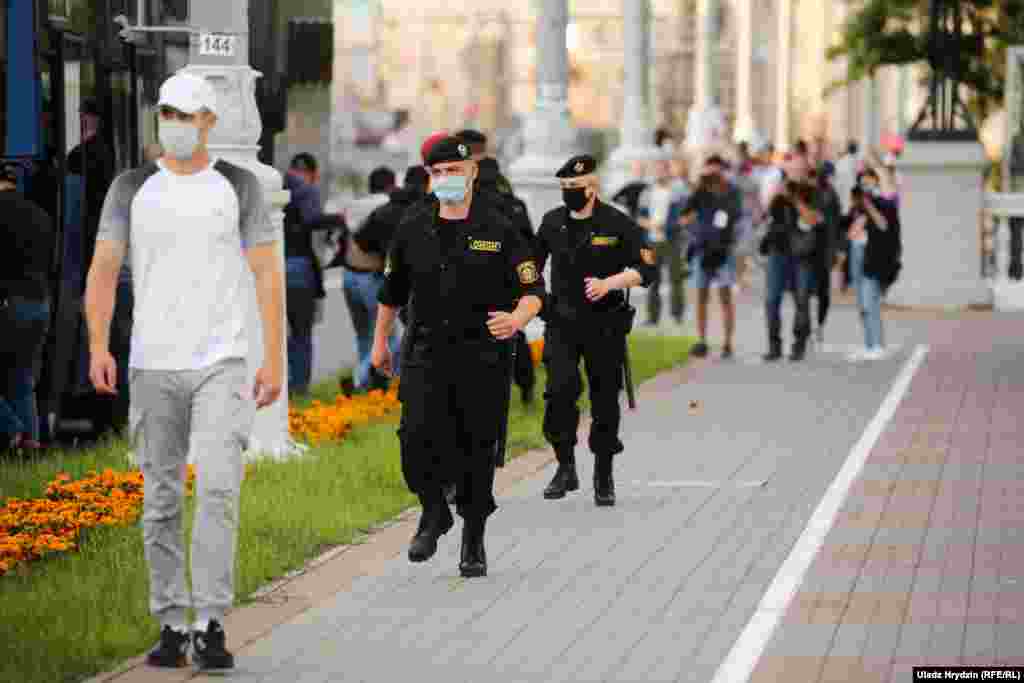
[709,343,930,683]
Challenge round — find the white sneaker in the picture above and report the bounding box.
[864,348,888,362]
[863,347,887,361]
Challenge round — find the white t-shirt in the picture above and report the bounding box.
[96,159,280,371]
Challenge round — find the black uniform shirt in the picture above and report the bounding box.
[535,199,656,317]
[379,197,545,338]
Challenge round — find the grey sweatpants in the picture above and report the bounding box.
[130,357,254,628]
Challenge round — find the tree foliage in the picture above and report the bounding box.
[827,0,1024,122]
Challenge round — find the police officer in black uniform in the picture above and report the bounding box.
[371,136,544,577]
[536,155,657,506]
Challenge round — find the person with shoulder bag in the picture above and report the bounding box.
[845,169,901,362]
[678,155,742,359]
[759,179,821,362]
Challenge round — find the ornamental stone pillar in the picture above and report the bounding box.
[507,0,583,222]
[686,0,727,162]
[603,0,661,195]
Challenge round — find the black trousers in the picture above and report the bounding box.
[397,338,509,520]
[512,331,535,394]
[541,323,626,460]
[812,263,831,328]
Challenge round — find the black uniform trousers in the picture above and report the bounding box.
[542,321,626,460]
[513,331,535,395]
[397,335,509,520]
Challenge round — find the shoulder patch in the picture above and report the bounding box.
[640,248,656,265]
[469,239,502,253]
[517,260,539,285]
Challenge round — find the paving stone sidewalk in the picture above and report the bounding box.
[95,294,1023,683]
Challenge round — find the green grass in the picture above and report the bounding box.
[0,332,691,683]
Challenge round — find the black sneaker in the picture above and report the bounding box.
[146,626,190,668]
[192,620,234,672]
[691,341,709,358]
[721,346,734,360]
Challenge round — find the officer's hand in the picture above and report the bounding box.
[487,311,523,340]
[584,277,612,302]
[89,349,118,395]
[371,342,393,378]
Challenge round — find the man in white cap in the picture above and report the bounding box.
[84,71,284,672]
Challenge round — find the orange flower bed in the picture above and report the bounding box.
[2,385,403,577]
[288,384,400,445]
[0,466,197,576]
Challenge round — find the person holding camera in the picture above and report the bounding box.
[759,179,822,362]
[845,169,901,362]
[678,155,743,359]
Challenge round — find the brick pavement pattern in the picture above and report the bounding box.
[751,317,1024,683]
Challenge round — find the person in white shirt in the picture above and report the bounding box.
[84,72,284,673]
[637,157,688,326]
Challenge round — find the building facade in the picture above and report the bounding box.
[330,0,924,169]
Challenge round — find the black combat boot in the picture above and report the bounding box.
[790,338,807,362]
[408,498,454,563]
[593,454,616,507]
[459,517,487,578]
[544,448,580,500]
[763,338,783,362]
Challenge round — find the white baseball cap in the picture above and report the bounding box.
[158,73,218,116]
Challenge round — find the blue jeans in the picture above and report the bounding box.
[343,270,400,389]
[764,252,812,348]
[1,297,51,440]
[849,241,884,350]
[286,257,318,393]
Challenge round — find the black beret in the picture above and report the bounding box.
[555,155,598,178]
[456,129,488,145]
[425,136,472,166]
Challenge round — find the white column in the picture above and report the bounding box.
[775,0,792,148]
[184,0,302,461]
[861,74,880,150]
[733,0,759,145]
[508,0,582,221]
[686,0,726,159]
[604,0,661,194]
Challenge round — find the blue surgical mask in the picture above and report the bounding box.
[159,120,201,161]
[433,174,468,203]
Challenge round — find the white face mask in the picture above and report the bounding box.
[159,120,201,161]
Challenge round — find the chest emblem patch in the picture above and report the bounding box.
[469,239,502,253]
[591,235,620,247]
[640,248,656,265]
[517,260,540,285]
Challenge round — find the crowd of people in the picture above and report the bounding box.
[616,135,903,363]
[3,68,905,673]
